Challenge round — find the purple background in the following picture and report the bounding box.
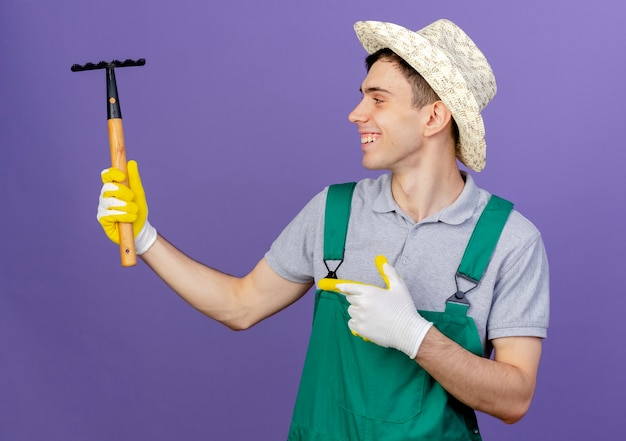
[1,0,624,439]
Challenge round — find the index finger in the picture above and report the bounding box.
[317,278,369,294]
[101,167,126,184]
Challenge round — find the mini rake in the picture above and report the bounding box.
[71,58,146,267]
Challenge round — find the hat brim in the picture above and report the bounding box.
[354,21,487,172]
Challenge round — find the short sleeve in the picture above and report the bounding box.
[264,189,327,284]
[487,232,550,340]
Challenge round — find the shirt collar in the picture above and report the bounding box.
[372,172,482,225]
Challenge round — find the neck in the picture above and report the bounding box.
[390,159,465,223]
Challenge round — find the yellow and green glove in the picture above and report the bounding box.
[97,160,157,255]
[318,255,433,359]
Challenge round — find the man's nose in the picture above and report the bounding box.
[348,99,367,124]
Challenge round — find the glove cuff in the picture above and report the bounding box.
[135,221,158,255]
[394,312,434,359]
[405,320,433,359]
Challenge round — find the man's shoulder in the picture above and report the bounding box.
[497,207,544,256]
[470,178,542,243]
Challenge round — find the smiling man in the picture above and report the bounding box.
[97,19,549,440]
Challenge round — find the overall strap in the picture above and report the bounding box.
[450,195,514,305]
[323,182,357,278]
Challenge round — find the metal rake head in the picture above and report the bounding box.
[70,58,145,72]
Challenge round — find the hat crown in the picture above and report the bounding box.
[416,19,496,110]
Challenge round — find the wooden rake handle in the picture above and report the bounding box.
[108,117,137,267]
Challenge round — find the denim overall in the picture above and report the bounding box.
[288,183,513,440]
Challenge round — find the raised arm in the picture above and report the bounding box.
[141,237,312,329]
[97,161,313,330]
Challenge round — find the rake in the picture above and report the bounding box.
[71,58,146,267]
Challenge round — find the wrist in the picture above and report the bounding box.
[394,311,433,359]
[135,221,158,255]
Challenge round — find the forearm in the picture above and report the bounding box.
[415,327,540,424]
[140,234,252,328]
[140,234,312,330]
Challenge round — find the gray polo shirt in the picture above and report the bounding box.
[265,172,549,356]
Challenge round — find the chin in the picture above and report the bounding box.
[361,158,385,171]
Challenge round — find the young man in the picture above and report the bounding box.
[97,19,549,440]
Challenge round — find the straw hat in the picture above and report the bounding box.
[354,20,496,172]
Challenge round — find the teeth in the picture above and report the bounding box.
[361,134,376,143]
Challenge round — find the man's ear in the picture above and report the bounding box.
[424,101,454,138]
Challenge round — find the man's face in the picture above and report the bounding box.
[348,60,430,173]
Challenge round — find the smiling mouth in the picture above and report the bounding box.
[361,134,379,144]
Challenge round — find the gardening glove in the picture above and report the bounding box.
[318,255,433,359]
[97,160,157,255]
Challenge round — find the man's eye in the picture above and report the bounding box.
[373,98,383,103]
